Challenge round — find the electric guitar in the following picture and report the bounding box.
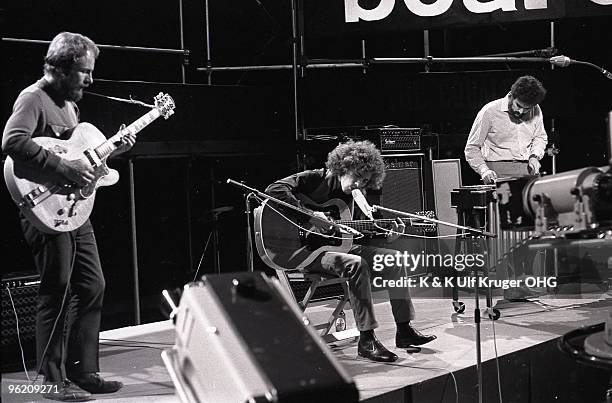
[253,195,436,271]
[3,92,175,233]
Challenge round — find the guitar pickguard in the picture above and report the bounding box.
[298,203,343,250]
[80,163,110,199]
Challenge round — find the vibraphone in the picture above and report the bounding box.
[450,179,543,311]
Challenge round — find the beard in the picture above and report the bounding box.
[66,87,84,102]
[510,110,525,120]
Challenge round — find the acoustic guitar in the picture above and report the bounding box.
[253,195,436,271]
[3,92,175,233]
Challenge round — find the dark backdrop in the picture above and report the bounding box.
[1,3,611,328]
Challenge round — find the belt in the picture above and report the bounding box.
[487,160,528,163]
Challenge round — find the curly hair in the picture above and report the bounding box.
[325,140,386,189]
[43,32,99,76]
[510,75,546,105]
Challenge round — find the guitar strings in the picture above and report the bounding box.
[374,222,471,239]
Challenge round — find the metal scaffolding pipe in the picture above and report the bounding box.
[197,62,367,72]
[196,56,555,73]
[2,37,189,56]
[371,56,548,64]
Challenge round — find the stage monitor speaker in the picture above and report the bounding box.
[431,159,462,237]
[1,271,40,371]
[373,153,425,216]
[162,272,358,403]
[431,160,462,261]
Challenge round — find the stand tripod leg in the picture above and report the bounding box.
[452,211,467,314]
[244,193,255,272]
[212,221,221,275]
[474,277,483,403]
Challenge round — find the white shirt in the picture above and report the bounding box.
[464,94,547,176]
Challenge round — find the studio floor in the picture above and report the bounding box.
[2,288,611,403]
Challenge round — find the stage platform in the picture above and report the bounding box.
[2,290,611,402]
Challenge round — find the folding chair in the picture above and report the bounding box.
[252,204,354,338]
[275,269,351,336]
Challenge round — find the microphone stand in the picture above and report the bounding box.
[371,204,496,238]
[372,203,496,403]
[244,192,256,272]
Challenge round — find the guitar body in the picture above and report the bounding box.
[4,122,119,233]
[254,198,353,271]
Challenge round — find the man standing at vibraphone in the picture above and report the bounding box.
[465,75,547,183]
[464,75,548,300]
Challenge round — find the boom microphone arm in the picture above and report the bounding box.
[371,204,497,238]
[369,55,612,80]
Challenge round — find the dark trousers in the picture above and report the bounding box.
[21,216,105,382]
[305,244,415,331]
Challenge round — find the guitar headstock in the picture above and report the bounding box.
[154,92,175,119]
[414,210,436,220]
[412,210,437,232]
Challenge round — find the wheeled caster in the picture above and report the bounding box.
[452,300,466,314]
[487,308,501,320]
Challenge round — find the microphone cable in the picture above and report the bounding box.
[192,231,213,282]
[5,285,33,382]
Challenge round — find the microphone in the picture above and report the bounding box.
[550,55,571,67]
[550,56,612,80]
[352,189,374,220]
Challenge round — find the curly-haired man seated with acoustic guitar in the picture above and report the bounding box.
[266,140,436,362]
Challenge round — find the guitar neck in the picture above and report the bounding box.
[94,108,162,160]
[337,217,430,231]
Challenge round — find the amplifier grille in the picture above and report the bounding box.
[360,127,421,152]
[0,272,40,347]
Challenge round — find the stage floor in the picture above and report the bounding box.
[2,290,611,402]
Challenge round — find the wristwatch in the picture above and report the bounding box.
[528,154,539,160]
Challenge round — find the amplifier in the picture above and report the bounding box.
[360,127,421,153]
[1,271,40,371]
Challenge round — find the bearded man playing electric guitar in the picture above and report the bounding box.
[2,32,134,401]
[266,140,436,362]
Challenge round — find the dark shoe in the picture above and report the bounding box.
[42,380,92,401]
[396,324,437,348]
[358,336,398,362]
[69,372,123,394]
